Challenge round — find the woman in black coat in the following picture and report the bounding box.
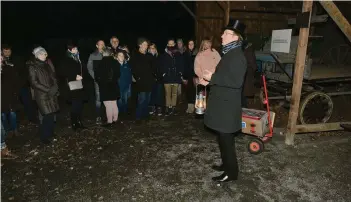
[184,39,198,114]
[95,50,120,126]
[203,20,247,183]
[28,47,59,144]
[60,43,86,131]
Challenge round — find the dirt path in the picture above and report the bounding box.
[1,111,350,201]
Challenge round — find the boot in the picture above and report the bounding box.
[71,114,79,132]
[189,104,195,114]
[186,104,191,113]
[157,107,163,116]
[1,147,18,159]
[77,116,87,129]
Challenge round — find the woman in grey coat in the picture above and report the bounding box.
[203,19,247,183]
[28,47,59,144]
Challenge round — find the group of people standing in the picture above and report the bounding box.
[2,18,258,184]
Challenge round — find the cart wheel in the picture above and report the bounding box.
[248,139,264,155]
[299,91,333,124]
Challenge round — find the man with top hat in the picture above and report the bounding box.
[202,19,247,183]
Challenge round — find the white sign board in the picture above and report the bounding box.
[270,29,292,53]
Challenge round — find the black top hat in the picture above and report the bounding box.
[223,19,246,38]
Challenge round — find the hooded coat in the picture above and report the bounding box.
[28,58,60,115]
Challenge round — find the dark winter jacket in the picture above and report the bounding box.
[129,51,156,92]
[28,58,60,115]
[118,61,132,92]
[204,46,247,133]
[95,56,120,101]
[60,52,85,100]
[149,53,163,83]
[159,51,186,84]
[87,50,103,80]
[184,48,198,79]
[1,60,21,113]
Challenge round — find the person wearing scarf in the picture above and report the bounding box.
[60,42,86,132]
[203,19,247,183]
[160,39,185,116]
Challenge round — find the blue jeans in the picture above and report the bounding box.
[1,120,6,149]
[150,83,165,107]
[136,92,151,120]
[94,82,101,117]
[118,89,129,113]
[40,113,55,141]
[20,87,36,122]
[1,112,17,132]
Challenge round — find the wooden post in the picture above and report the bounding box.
[224,1,230,26]
[319,0,351,42]
[285,0,313,146]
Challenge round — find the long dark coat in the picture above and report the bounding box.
[159,51,186,84]
[129,51,156,92]
[1,61,21,113]
[60,53,85,100]
[95,56,120,101]
[28,58,60,115]
[204,47,247,133]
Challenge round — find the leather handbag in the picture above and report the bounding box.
[68,60,83,90]
[68,80,83,90]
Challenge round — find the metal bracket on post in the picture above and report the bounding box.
[295,11,311,29]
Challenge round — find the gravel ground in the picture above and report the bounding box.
[1,108,350,202]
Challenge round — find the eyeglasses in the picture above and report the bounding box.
[112,40,119,43]
[223,32,235,36]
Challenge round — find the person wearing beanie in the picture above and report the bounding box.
[60,42,87,132]
[129,37,156,122]
[28,46,59,144]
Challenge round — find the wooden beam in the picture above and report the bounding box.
[230,7,300,14]
[224,1,230,26]
[319,1,351,42]
[179,1,221,45]
[288,14,328,25]
[216,1,227,12]
[285,0,313,146]
[295,122,351,133]
[198,16,223,20]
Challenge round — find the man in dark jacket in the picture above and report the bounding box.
[107,36,130,61]
[87,40,105,125]
[129,38,156,121]
[1,45,22,136]
[160,39,186,115]
[203,19,247,183]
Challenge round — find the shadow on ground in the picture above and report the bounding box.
[1,110,351,201]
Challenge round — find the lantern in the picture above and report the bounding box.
[195,85,207,115]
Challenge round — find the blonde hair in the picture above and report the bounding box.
[149,43,158,56]
[199,38,213,52]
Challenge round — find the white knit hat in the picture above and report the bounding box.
[32,46,47,57]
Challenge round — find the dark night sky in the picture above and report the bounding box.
[2,1,195,56]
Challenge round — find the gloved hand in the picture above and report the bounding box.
[48,85,59,96]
